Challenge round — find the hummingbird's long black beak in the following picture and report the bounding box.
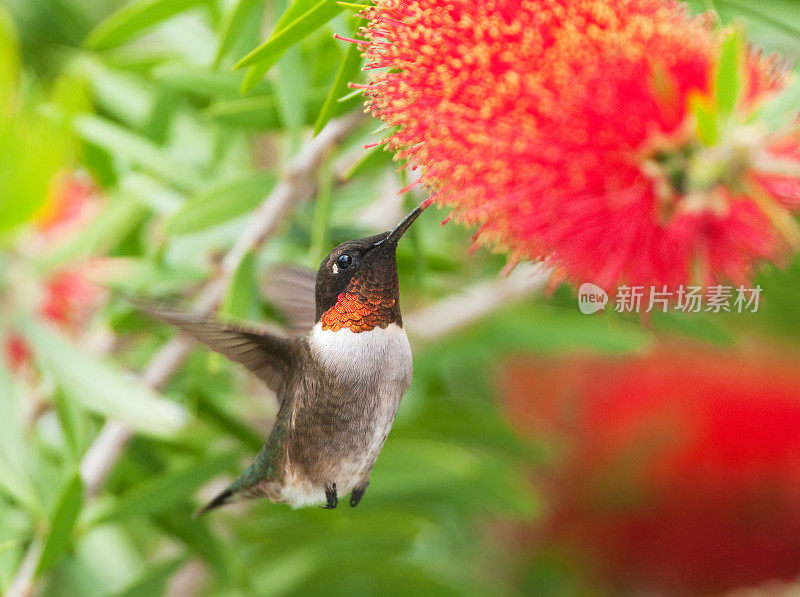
[374,200,429,248]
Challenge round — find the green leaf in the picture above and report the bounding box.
[0,360,28,475]
[690,93,720,146]
[337,2,371,12]
[0,362,42,516]
[89,452,237,524]
[36,472,83,576]
[0,77,81,233]
[165,172,277,235]
[309,156,334,267]
[204,97,282,129]
[154,510,242,585]
[195,391,264,452]
[0,5,19,107]
[313,31,362,135]
[240,61,272,94]
[21,319,187,437]
[342,145,393,180]
[714,0,800,49]
[222,252,260,321]
[716,28,744,118]
[0,457,43,517]
[214,0,264,66]
[756,74,800,133]
[234,0,344,71]
[74,114,201,193]
[54,389,91,464]
[152,63,270,97]
[273,45,308,150]
[85,0,207,50]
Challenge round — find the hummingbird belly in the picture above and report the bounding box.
[279,322,413,508]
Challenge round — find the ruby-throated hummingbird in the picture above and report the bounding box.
[142,203,427,513]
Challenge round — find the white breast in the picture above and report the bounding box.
[308,322,413,388]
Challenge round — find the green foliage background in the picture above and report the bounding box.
[0,0,798,595]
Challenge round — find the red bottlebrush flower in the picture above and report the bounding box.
[34,172,100,242]
[4,333,32,373]
[4,264,108,376]
[40,268,105,331]
[500,347,800,594]
[358,0,800,289]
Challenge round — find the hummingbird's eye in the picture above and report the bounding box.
[335,253,353,271]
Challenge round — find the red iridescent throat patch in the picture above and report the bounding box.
[320,274,400,333]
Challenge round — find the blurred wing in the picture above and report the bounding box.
[138,301,294,396]
[262,264,317,335]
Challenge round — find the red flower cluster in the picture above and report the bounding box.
[35,173,97,233]
[3,173,105,373]
[502,348,800,594]
[359,0,800,289]
[4,268,104,374]
[40,269,104,331]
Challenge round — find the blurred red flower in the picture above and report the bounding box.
[4,333,32,374]
[501,347,800,594]
[40,268,104,332]
[3,172,105,373]
[34,172,99,240]
[3,267,105,373]
[360,0,800,289]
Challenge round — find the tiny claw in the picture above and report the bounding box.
[321,483,338,510]
[350,482,369,508]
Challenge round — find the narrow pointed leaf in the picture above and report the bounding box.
[757,75,800,132]
[313,35,362,135]
[343,145,393,180]
[35,472,83,576]
[21,319,187,438]
[165,172,276,235]
[90,452,237,524]
[0,360,29,473]
[240,61,271,94]
[85,0,207,50]
[273,46,307,145]
[309,156,334,266]
[716,28,744,117]
[222,252,260,321]
[234,0,343,71]
[0,458,42,517]
[195,392,264,451]
[153,64,270,97]
[74,114,200,193]
[690,94,720,146]
[214,0,263,66]
[205,97,282,129]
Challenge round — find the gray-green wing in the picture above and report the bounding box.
[261,264,317,335]
[139,301,295,397]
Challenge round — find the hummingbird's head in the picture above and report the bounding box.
[314,204,425,332]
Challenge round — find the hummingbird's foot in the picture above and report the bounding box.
[350,482,369,508]
[321,483,338,509]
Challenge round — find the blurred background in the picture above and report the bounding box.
[1,0,800,595]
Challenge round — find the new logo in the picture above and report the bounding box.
[578,283,608,314]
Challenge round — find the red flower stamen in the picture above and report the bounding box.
[352,0,800,289]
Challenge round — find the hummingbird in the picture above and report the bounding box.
[142,203,427,513]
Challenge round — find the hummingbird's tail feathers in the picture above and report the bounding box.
[194,487,235,518]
